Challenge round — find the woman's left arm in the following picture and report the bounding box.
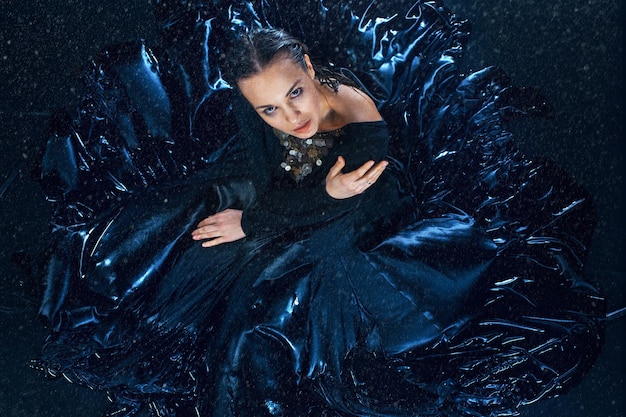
[325,156,388,199]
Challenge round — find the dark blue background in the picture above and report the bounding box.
[0,1,623,416]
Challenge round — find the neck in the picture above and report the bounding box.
[315,82,342,132]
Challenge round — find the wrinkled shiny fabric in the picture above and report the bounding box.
[33,1,606,417]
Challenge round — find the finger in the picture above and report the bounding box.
[196,216,216,228]
[202,237,225,248]
[363,160,389,184]
[192,223,223,238]
[327,156,346,179]
[192,224,216,235]
[351,160,376,179]
[192,230,221,241]
[196,211,230,229]
[348,160,383,185]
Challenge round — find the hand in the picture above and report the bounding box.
[325,156,388,199]
[191,209,246,248]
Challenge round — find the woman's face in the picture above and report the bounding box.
[237,55,322,139]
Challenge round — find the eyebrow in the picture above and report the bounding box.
[254,78,301,110]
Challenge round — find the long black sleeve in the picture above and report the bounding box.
[233,103,390,237]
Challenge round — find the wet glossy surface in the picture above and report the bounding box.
[2,0,620,416]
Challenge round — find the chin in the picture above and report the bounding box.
[294,131,315,139]
[296,121,318,138]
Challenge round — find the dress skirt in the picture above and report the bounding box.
[32,1,606,416]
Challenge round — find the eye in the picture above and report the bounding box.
[262,106,277,115]
[290,87,302,98]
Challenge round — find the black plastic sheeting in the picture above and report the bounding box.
[10,1,618,416]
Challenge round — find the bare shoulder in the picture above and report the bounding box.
[337,85,382,123]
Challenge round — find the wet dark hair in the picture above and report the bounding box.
[224,27,354,92]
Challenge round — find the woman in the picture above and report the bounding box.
[191,28,390,248]
[34,3,606,417]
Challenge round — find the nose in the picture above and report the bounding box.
[284,106,300,124]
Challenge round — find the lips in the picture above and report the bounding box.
[293,119,311,134]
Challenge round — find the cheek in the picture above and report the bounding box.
[260,115,284,131]
[305,94,321,115]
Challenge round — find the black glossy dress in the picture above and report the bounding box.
[33,1,606,416]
